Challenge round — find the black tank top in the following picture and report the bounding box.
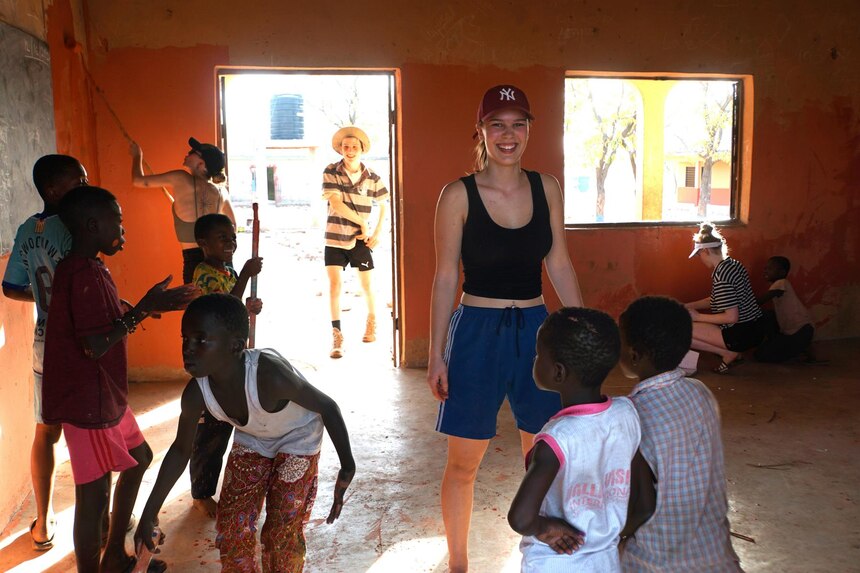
[461,170,553,300]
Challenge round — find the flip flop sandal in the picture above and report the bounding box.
[29,518,55,551]
[713,361,733,374]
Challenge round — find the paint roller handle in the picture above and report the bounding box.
[250,202,260,298]
[248,203,260,348]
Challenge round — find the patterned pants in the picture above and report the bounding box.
[216,444,319,573]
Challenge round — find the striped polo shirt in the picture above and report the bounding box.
[322,160,389,250]
[710,257,762,329]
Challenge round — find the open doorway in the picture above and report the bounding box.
[216,70,400,368]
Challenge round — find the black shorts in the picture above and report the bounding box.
[721,318,765,352]
[324,243,374,271]
[754,323,814,363]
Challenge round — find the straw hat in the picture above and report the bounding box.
[331,126,370,155]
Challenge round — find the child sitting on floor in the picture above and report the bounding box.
[135,293,356,573]
[754,256,817,363]
[43,185,196,573]
[187,213,263,518]
[508,307,641,572]
[619,296,742,572]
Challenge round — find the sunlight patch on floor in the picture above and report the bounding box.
[364,535,447,572]
[134,399,182,433]
[0,439,193,573]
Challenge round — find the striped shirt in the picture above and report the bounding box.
[622,369,742,573]
[322,160,389,250]
[710,257,762,329]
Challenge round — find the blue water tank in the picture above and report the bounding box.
[270,94,304,140]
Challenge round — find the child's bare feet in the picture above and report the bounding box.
[192,497,217,518]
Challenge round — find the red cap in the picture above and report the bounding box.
[477,85,535,123]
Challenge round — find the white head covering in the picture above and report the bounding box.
[688,241,723,258]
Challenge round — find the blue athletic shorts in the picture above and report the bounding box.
[436,304,562,439]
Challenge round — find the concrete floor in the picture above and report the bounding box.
[1,337,858,573]
[2,208,858,571]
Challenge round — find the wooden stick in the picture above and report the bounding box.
[730,530,756,543]
[248,203,260,348]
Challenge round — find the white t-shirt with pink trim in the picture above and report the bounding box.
[519,397,641,573]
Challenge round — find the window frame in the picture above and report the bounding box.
[562,72,753,230]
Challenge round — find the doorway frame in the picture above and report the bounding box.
[214,66,404,366]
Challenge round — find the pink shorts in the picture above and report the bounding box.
[63,408,146,485]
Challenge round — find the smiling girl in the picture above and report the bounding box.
[427,84,584,572]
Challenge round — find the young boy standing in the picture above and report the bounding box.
[2,154,88,550]
[188,213,263,518]
[135,294,355,572]
[322,126,389,358]
[508,307,640,572]
[42,186,197,573]
[618,296,742,572]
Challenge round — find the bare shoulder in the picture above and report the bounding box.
[162,169,194,190]
[437,178,468,213]
[538,172,563,198]
[441,178,467,199]
[180,376,205,408]
[167,169,194,182]
[257,350,306,388]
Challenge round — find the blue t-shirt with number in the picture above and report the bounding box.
[2,213,73,356]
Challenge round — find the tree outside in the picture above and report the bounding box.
[564,78,639,222]
[664,81,734,218]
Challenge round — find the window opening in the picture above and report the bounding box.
[564,76,742,225]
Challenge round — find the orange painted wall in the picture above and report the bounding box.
[88,45,230,372]
[73,0,858,367]
[0,266,39,530]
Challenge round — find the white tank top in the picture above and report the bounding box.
[519,396,641,573]
[195,348,324,457]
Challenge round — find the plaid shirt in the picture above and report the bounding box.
[622,369,742,572]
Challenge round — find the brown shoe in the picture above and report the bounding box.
[330,328,344,359]
[362,316,376,343]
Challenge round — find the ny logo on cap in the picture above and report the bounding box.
[499,88,516,101]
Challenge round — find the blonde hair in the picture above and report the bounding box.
[473,136,488,173]
[693,222,728,257]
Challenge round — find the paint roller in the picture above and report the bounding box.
[66,36,174,203]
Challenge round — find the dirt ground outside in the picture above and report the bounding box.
[231,201,396,372]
